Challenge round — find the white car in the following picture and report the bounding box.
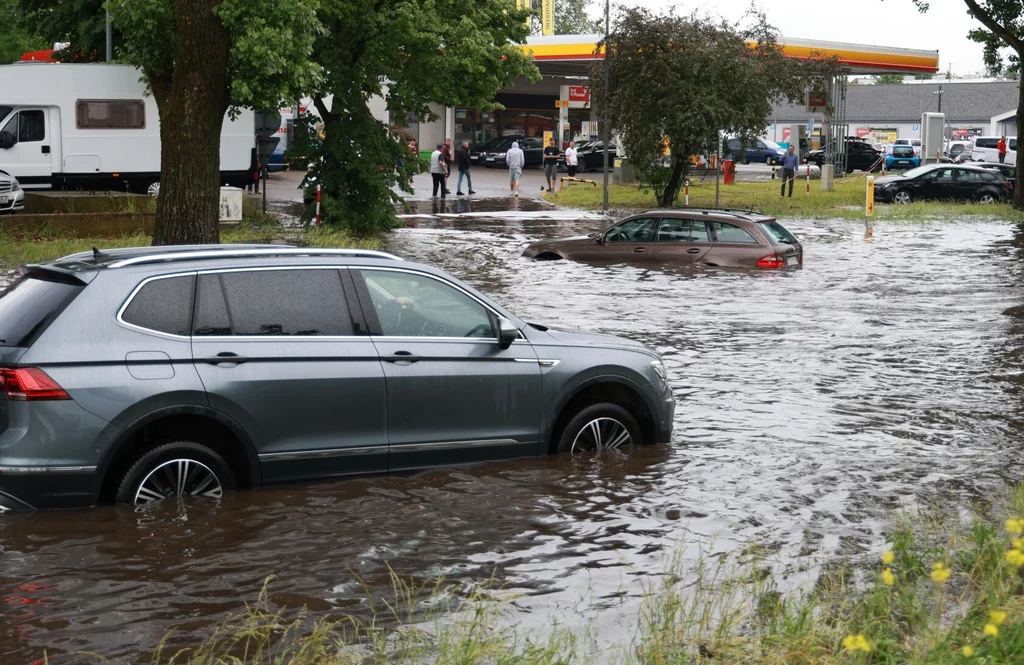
[971,136,1017,166]
[0,169,24,214]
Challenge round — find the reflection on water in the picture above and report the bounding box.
[3,213,1024,663]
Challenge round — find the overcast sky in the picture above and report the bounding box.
[600,0,997,76]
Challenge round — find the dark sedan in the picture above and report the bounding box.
[808,139,883,172]
[482,136,543,168]
[874,164,1011,204]
[469,137,505,165]
[522,209,802,270]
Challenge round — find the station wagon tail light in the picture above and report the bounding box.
[756,253,785,269]
[0,368,71,401]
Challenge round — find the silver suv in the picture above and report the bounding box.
[0,245,674,511]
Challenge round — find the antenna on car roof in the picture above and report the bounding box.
[92,247,111,261]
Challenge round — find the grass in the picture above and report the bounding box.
[57,484,1024,664]
[546,176,1024,222]
[0,200,382,269]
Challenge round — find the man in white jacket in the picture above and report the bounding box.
[506,141,525,197]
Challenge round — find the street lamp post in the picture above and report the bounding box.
[600,0,611,210]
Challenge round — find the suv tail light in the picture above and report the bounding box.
[756,253,785,269]
[0,368,71,401]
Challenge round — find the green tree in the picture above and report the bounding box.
[590,9,824,207]
[554,0,600,35]
[308,0,538,232]
[1,0,47,64]
[107,0,320,244]
[876,74,905,84]
[22,0,113,61]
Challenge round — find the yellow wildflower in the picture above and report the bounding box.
[881,550,895,564]
[1006,518,1024,535]
[1005,549,1024,567]
[1014,538,1024,549]
[984,623,999,638]
[989,610,1007,626]
[842,633,872,652]
[962,645,974,657]
[930,562,951,583]
[881,568,895,586]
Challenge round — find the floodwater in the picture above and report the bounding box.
[4,205,1024,663]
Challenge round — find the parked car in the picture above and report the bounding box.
[873,163,1011,204]
[522,209,802,270]
[884,145,921,170]
[808,139,883,172]
[469,137,510,165]
[0,168,24,213]
[0,245,674,511]
[559,141,619,172]
[483,136,543,168]
[725,137,786,165]
[954,150,977,164]
[893,138,922,156]
[971,136,1017,166]
[945,141,973,160]
[975,162,1016,193]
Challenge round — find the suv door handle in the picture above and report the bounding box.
[632,247,646,253]
[384,350,422,364]
[204,352,248,366]
[687,248,701,254]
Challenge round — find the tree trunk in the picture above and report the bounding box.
[151,0,232,245]
[660,155,686,207]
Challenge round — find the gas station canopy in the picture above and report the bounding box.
[522,34,940,77]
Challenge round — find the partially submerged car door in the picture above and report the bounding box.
[587,216,657,263]
[645,217,713,265]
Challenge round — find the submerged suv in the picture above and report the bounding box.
[0,246,674,511]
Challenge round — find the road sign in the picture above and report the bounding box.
[554,100,569,108]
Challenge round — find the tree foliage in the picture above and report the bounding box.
[590,8,829,207]
[308,0,538,233]
[0,0,47,64]
[876,74,905,84]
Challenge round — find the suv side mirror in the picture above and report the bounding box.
[0,132,14,150]
[497,317,518,350]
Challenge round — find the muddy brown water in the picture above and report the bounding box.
[4,207,1024,663]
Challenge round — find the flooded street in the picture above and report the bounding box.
[4,208,1024,662]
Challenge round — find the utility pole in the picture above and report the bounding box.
[601,0,610,212]
[105,9,113,61]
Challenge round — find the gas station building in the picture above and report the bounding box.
[392,35,941,151]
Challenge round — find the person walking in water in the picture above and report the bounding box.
[506,140,525,197]
[780,144,800,198]
[430,143,448,199]
[455,140,475,195]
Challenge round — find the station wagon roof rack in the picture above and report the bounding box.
[644,207,768,219]
[103,247,404,268]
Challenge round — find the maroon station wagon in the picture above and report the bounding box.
[522,209,803,270]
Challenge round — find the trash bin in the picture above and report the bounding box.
[723,159,736,185]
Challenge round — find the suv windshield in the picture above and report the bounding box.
[0,275,84,347]
[757,221,799,245]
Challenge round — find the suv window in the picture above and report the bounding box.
[122,275,195,336]
[0,274,83,347]
[606,217,656,242]
[711,221,758,244]
[358,270,494,338]
[656,218,710,242]
[194,269,354,336]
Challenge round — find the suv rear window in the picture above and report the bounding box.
[0,274,84,347]
[121,275,195,336]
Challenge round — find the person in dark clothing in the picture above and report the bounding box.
[543,138,561,191]
[455,141,475,195]
[780,144,800,197]
[441,138,454,194]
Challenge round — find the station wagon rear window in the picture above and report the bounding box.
[0,275,83,347]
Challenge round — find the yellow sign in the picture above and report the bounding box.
[554,100,569,108]
[543,130,553,147]
[541,0,554,36]
[865,175,875,217]
[661,136,671,156]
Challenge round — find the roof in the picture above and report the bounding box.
[772,80,1019,124]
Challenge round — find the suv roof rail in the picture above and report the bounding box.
[105,247,404,268]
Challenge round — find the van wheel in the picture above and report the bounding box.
[556,403,641,454]
[146,180,161,197]
[115,442,235,505]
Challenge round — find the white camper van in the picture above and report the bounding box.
[0,63,255,193]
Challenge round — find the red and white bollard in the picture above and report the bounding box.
[314,184,322,226]
[684,182,689,207]
[806,164,810,194]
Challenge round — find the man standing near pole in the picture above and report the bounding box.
[565,141,579,178]
[780,144,799,198]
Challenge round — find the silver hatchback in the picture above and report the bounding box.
[0,245,674,511]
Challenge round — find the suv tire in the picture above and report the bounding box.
[115,441,236,505]
[556,403,641,454]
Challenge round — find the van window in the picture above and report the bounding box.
[0,106,11,125]
[975,138,998,149]
[1010,139,1018,150]
[18,110,45,142]
[76,100,146,129]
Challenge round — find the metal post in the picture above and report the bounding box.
[601,0,610,212]
[714,132,721,209]
[106,9,113,62]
